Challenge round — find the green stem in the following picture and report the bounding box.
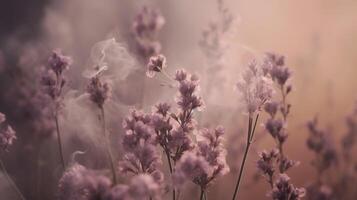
[54,113,65,170]
[231,114,260,200]
[0,158,26,200]
[100,107,117,185]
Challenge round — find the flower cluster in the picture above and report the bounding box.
[58,164,111,200]
[341,101,357,162]
[59,164,161,200]
[86,75,112,109]
[132,6,165,61]
[0,112,16,151]
[120,109,163,179]
[269,174,305,200]
[146,54,166,78]
[41,49,72,110]
[306,118,338,172]
[254,53,304,199]
[199,0,234,70]
[174,126,229,190]
[236,60,274,115]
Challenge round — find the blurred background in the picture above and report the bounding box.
[0,0,357,199]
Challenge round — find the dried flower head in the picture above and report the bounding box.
[236,60,274,115]
[269,174,305,200]
[127,174,161,200]
[58,164,111,200]
[86,75,112,108]
[257,149,279,178]
[120,109,162,176]
[132,6,165,61]
[146,54,167,78]
[0,112,16,151]
[174,126,229,189]
[41,49,72,109]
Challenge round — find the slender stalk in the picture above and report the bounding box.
[231,114,260,200]
[54,112,65,170]
[0,158,26,200]
[100,107,117,185]
[199,188,205,200]
[165,149,176,200]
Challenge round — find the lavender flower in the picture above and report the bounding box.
[173,152,211,188]
[306,118,338,172]
[269,174,305,200]
[174,126,229,190]
[127,174,161,200]
[86,75,112,109]
[146,54,166,78]
[132,6,165,61]
[104,185,129,200]
[120,109,162,176]
[257,149,279,186]
[58,164,111,200]
[41,49,72,108]
[41,49,72,169]
[0,112,5,124]
[236,60,274,115]
[0,112,16,151]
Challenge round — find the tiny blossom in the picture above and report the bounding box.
[257,149,279,178]
[146,54,166,78]
[236,60,274,115]
[41,49,72,109]
[279,157,299,173]
[269,174,306,200]
[0,112,16,151]
[154,102,171,117]
[265,118,287,144]
[263,53,292,87]
[86,75,112,108]
[132,6,165,61]
[265,101,280,118]
[58,164,111,200]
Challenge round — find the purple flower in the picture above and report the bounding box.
[41,49,72,109]
[86,76,112,108]
[263,53,291,86]
[0,112,5,124]
[48,49,72,75]
[132,6,165,61]
[265,101,280,118]
[236,60,274,115]
[257,149,279,178]
[104,185,129,200]
[127,174,161,200]
[269,174,305,200]
[174,126,229,189]
[173,152,211,188]
[58,164,111,200]
[146,54,166,78]
[120,109,162,177]
[0,112,16,151]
